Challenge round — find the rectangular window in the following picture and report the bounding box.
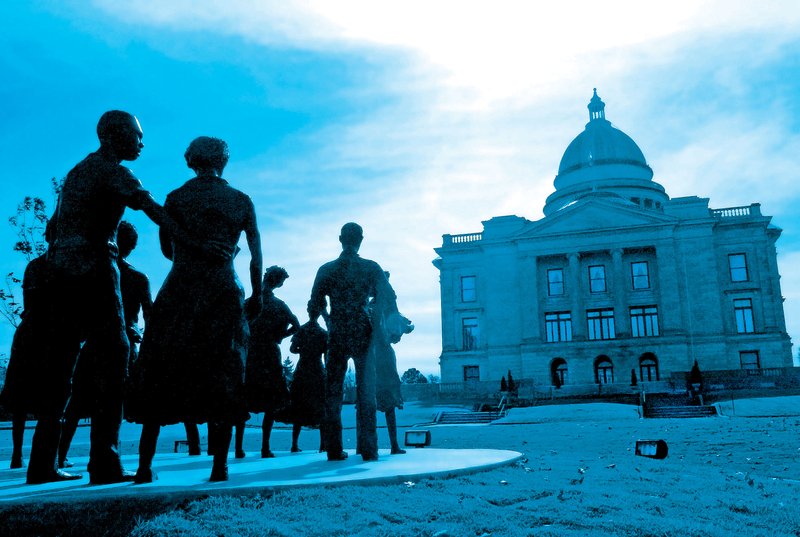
[589,265,606,293]
[462,317,479,350]
[463,365,480,382]
[734,298,754,333]
[545,312,572,342]
[587,308,615,340]
[547,268,564,296]
[631,261,650,290]
[728,253,748,282]
[630,306,659,337]
[461,275,476,302]
[739,351,760,370]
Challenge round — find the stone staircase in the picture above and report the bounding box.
[643,393,717,418]
[434,410,501,424]
[645,405,717,418]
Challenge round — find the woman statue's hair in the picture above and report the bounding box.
[184,136,229,173]
[263,265,289,290]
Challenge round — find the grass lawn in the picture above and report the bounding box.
[2,397,799,536]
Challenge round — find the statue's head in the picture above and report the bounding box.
[263,265,289,291]
[97,111,143,161]
[117,220,138,259]
[184,136,229,176]
[339,222,363,250]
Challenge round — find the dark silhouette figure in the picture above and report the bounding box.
[0,254,50,469]
[236,266,299,458]
[129,136,262,483]
[57,221,152,468]
[308,223,398,462]
[183,422,202,456]
[26,111,217,485]
[287,307,328,453]
[688,360,704,399]
[366,271,413,455]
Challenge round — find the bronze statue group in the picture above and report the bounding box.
[0,110,413,485]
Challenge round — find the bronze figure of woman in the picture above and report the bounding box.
[129,136,262,482]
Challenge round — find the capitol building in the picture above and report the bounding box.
[433,90,793,389]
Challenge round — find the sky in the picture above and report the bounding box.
[2,0,800,376]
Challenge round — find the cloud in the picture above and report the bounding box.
[91,1,800,104]
[36,0,800,375]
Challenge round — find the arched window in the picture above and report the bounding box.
[639,353,659,381]
[551,358,568,388]
[594,355,614,384]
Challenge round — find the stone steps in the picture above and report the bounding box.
[644,405,717,418]
[435,411,501,424]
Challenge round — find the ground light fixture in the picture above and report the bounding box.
[635,439,668,459]
[404,429,431,448]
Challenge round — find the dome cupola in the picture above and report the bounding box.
[543,90,669,216]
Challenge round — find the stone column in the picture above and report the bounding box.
[611,248,628,338]
[568,253,584,340]
[520,256,539,340]
[655,242,683,336]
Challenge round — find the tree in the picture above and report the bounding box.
[500,376,508,392]
[0,178,61,328]
[426,374,440,384]
[506,370,517,393]
[630,368,638,386]
[400,367,428,384]
[282,356,294,384]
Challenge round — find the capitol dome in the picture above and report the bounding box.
[543,90,668,216]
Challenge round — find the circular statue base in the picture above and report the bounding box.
[0,448,522,504]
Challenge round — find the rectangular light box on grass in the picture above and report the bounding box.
[404,430,431,448]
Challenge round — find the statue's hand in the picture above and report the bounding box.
[386,312,413,343]
[203,240,234,261]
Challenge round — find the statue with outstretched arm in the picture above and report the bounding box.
[28,111,231,485]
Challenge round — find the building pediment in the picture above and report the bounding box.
[514,198,676,238]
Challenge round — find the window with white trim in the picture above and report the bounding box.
[630,306,659,337]
[589,265,606,293]
[728,254,748,282]
[734,298,754,334]
[461,275,476,302]
[587,308,615,340]
[545,312,572,342]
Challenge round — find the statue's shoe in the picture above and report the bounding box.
[90,469,136,485]
[209,464,228,482]
[133,468,157,484]
[327,451,348,461]
[10,456,24,469]
[27,469,83,484]
[260,450,275,459]
[235,450,246,459]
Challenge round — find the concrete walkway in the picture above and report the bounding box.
[0,448,522,504]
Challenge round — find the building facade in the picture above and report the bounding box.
[433,90,793,388]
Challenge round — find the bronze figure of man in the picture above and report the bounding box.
[29,111,220,484]
[308,223,398,461]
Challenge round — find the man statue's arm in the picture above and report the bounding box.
[140,274,153,325]
[117,171,231,262]
[137,194,227,258]
[243,196,263,320]
[307,268,328,321]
